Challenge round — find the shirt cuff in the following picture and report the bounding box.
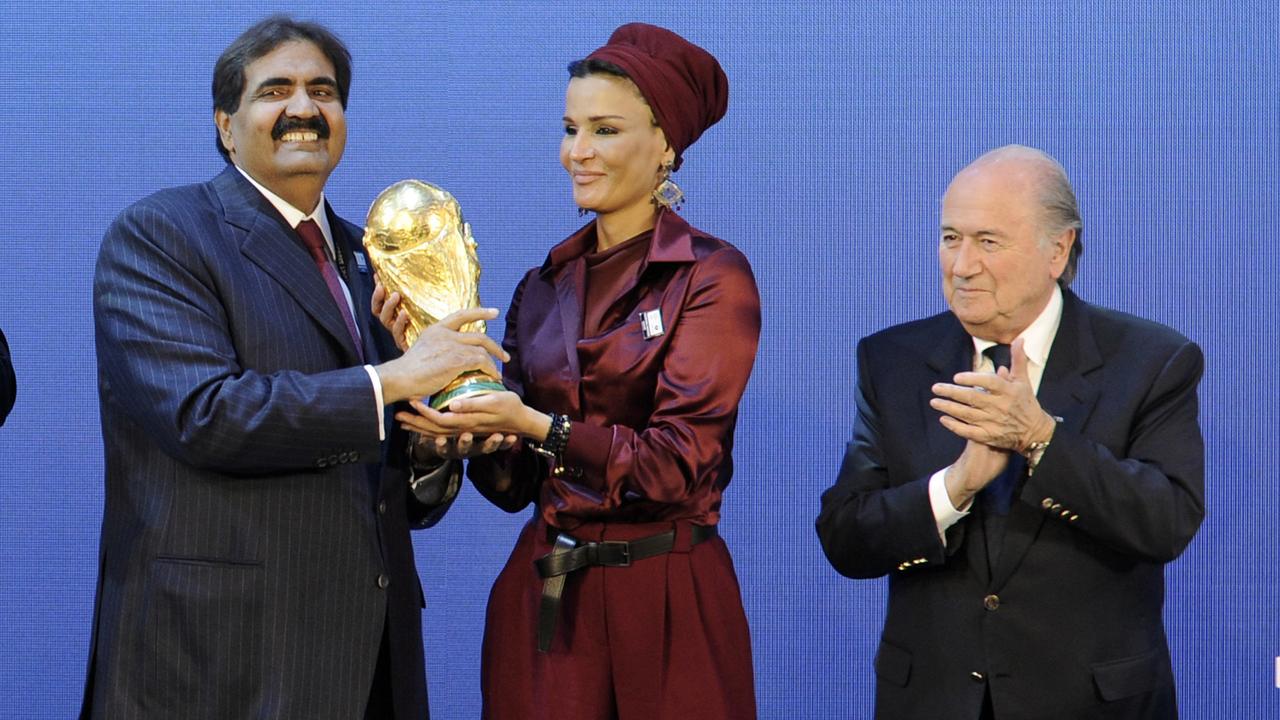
[929,466,970,546]
[363,364,386,441]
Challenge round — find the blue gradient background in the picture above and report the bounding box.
[0,2,1275,717]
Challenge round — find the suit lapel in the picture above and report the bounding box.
[923,317,973,477]
[990,290,1102,590]
[214,168,362,365]
[924,317,992,583]
[329,209,376,363]
[1033,291,1103,438]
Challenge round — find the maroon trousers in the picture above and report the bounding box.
[481,518,757,720]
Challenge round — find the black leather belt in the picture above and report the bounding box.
[533,523,717,653]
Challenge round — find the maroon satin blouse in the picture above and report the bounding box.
[469,209,761,530]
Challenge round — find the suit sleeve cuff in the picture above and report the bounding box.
[409,456,460,507]
[929,466,969,546]
[364,364,385,441]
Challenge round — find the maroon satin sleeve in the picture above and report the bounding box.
[562,421,612,473]
[465,270,545,513]
[560,246,760,524]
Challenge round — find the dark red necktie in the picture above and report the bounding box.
[296,219,364,361]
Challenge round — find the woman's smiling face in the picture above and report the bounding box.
[560,73,672,218]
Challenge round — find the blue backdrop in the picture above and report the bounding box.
[0,1,1275,717]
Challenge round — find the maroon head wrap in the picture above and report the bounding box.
[583,23,728,171]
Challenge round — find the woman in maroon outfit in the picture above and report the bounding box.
[401,23,760,719]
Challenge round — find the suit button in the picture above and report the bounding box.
[983,594,1000,611]
[970,671,985,683]
[377,500,387,515]
[376,574,390,589]
[1041,497,1054,509]
[316,458,328,468]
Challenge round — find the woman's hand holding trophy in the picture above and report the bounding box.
[365,180,521,459]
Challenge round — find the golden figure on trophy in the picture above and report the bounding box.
[364,180,505,410]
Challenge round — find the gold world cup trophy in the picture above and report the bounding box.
[364,180,505,410]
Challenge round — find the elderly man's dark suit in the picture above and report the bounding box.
[84,166,453,719]
[817,289,1204,720]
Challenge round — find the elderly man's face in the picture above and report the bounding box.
[215,40,346,212]
[939,161,1071,343]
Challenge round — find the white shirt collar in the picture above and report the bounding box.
[971,284,1063,392]
[234,166,333,247]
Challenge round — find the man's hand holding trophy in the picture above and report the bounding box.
[365,180,516,460]
[366,180,507,407]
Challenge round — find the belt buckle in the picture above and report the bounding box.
[600,540,631,567]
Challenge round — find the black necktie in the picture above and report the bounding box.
[984,343,1011,374]
[979,343,1021,565]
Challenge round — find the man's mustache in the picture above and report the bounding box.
[272,114,330,141]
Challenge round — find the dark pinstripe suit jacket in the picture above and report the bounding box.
[84,166,448,719]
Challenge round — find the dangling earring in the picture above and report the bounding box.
[577,207,588,218]
[652,162,684,211]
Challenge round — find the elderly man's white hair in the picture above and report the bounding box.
[960,144,1084,287]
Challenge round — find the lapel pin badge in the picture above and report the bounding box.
[640,308,665,340]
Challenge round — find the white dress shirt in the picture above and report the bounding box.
[928,285,1064,544]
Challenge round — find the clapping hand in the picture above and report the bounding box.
[929,338,1055,453]
[929,338,1055,509]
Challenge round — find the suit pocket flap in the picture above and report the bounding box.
[874,639,912,687]
[1091,647,1170,701]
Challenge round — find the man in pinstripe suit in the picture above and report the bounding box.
[83,16,507,719]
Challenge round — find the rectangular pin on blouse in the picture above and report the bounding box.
[640,308,665,340]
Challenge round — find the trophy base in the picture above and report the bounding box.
[429,371,505,411]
